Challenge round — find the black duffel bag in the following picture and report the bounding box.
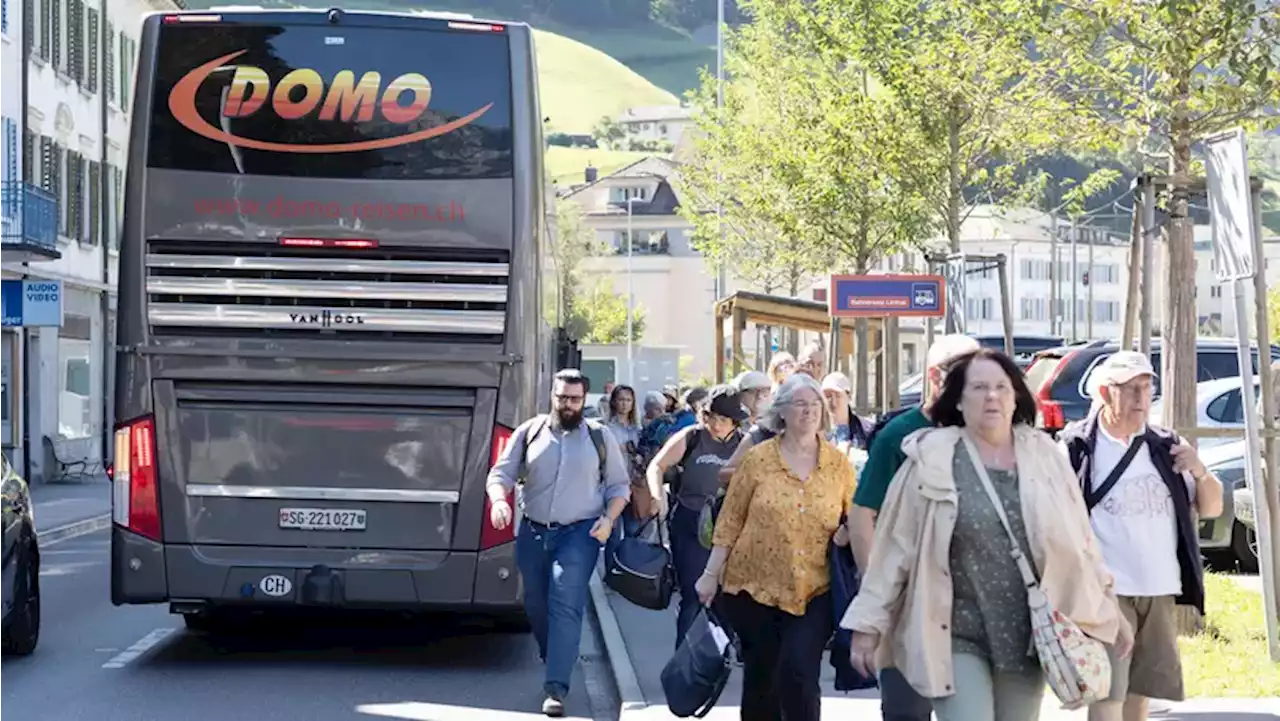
[604,516,674,611]
[661,606,734,718]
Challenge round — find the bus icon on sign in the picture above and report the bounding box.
[912,284,936,307]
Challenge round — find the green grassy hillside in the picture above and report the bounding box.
[531,28,679,134]
[385,2,716,95]
[183,1,692,134]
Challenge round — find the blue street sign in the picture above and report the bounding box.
[828,274,946,318]
[1,279,64,327]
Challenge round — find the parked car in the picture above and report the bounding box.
[1148,376,1261,450]
[2,455,40,655]
[1234,480,1257,568]
[1026,338,1280,434]
[1198,439,1259,572]
[897,333,1065,407]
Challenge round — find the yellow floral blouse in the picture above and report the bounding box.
[712,437,855,616]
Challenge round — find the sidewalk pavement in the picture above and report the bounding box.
[589,571,1280,721]
[29,474,112,543]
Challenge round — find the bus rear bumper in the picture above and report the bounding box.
[110,527,523,613]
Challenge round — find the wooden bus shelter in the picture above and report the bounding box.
[713,290,888,379]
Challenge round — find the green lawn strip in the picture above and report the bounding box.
[1179,573,1280,698]
[546,147,654,186]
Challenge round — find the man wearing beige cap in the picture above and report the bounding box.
[1058,351,1224,721]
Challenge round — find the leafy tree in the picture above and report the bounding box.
[549,200,607,331]
[677,1,935,289]
[591,116,626,150]
[1039,0,1280,432]
[569,276,647,344]
[821,0,1113,252]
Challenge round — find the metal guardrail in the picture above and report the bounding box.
[0,181,58,252]
[1176,427,1280,441]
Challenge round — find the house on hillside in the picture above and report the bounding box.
[616,105,694,146]
[559,156,729,379]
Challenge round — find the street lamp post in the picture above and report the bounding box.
[715,0,726,303]
[626,197,639,387]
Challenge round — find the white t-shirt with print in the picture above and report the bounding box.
[1087,425,1194,598]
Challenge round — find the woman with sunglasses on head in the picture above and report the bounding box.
[646,385,748,646]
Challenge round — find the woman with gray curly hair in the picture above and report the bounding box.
[694,373,854,721]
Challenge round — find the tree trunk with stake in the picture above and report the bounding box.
[1164,82,1202,635]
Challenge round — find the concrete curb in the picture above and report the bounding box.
[588,569,648,717]
[38,513,110,545]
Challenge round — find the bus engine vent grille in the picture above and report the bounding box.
[144,243,509,343]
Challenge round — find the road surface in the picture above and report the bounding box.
[2,529,619,721]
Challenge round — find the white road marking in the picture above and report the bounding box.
[356,702,593,721]
[101,627,175,669]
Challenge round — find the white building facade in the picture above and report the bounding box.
[615,105,694,147]
[2,0,170,481]
[2,0,32,460]
[563,157,729,380]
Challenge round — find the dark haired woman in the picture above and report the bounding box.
[604,384,651,525]
[605,385,642,450]
[842,348,1131,721]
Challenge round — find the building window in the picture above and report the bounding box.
[1,332,14,447]
[2,117,16,186]
[613,229,669,255]
[1020,297,1048,321]
[612,186,648,203]
[966,297,995,320]
[104,19,115,102]
[58,313,93,439]
[1020,259,1052,281]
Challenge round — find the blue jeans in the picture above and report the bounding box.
[668,502,712,648]
[880,666,933,721]
[516,517,601,698]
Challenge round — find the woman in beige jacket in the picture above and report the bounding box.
[843,348,1133,721]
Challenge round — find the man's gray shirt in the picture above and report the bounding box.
[486,415,632,526]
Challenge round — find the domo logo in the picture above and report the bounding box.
[259,574,293,597]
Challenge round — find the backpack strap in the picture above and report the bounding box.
[584,419,609,482]
[1079,418,1147,512]
[678,427,704,468]
[1085,437,1145,511]
[522,415,609,483]
[518,415,550,480]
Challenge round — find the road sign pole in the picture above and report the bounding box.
[1206,129,1278,659]
[1231,275,1279,660]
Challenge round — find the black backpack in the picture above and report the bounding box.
[519,415,608,481]
[864,405,916,452]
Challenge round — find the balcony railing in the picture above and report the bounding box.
[1,181,59,254]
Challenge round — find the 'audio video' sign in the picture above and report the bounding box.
[1,279,64,328]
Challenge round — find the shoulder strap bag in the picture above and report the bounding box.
[960,435,1113,711]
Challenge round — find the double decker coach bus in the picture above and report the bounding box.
[110,8,567,628]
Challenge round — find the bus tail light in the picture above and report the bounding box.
[481,424,516,550]
[113,416,162,542]
[279,236,378,249]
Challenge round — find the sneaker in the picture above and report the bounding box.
[541,695,565,718]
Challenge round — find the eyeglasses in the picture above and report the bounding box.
[554,393,585,404]
[789,400,824,413]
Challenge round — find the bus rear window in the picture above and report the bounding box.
[146,22,514,180]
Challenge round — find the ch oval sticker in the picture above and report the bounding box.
[259,574,293,597]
